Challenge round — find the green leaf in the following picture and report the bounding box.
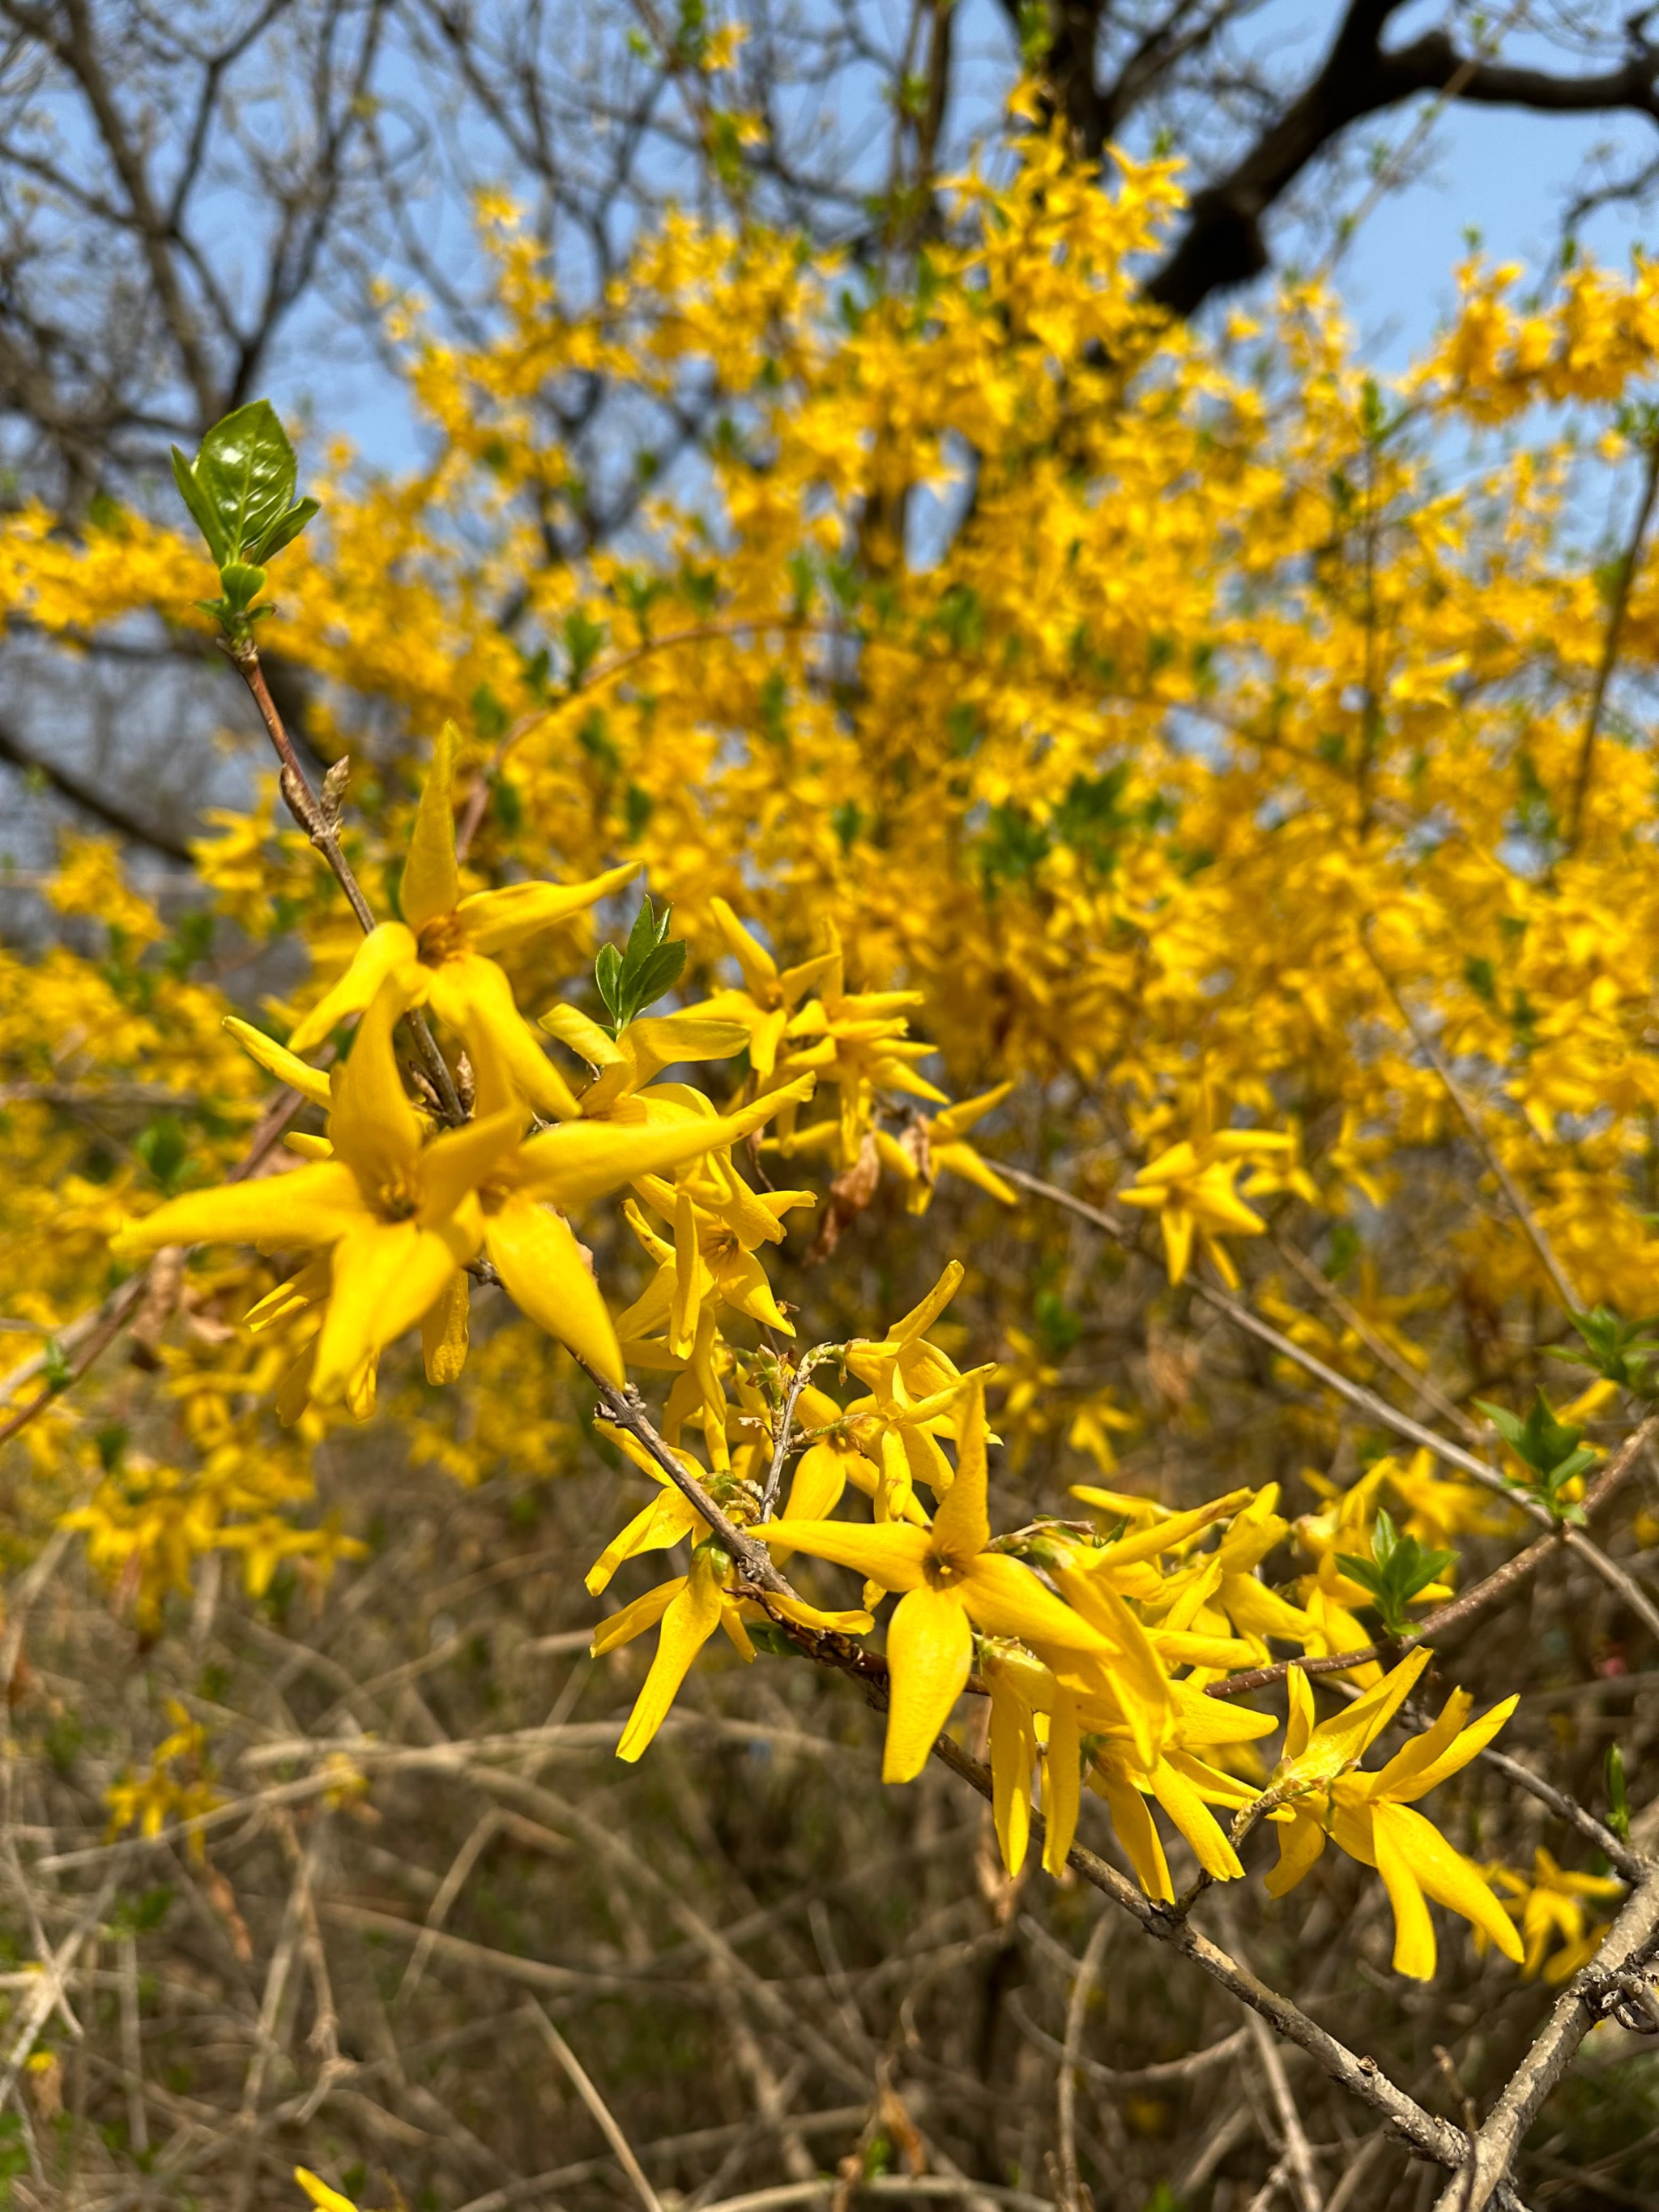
[595,942,624,1026]
[171,445,228,564]
[41,1339,71,1393]
[185,401,299,567]
[595,897,690,1034]
[255,494,318,562]
[1337,1510,1457,1637]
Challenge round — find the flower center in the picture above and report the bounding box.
[923,1551,967,1591]
[372,1172,420,1223]
[416,914,464,967]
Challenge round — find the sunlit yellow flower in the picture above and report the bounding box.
[757,1377,1114,1782]
[287,720,638,1117]
[1486,1847,1623,1982]
[1118,1128,1294,1288]
[1265,1649,1524,1979]
[118,984,814,1395]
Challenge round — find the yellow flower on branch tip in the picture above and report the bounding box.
[114,984,510,1403]
[1265,1649,1524,1979]
[119,985,817,1395]
[756,1376,1112,1783]
[681,897,839,1076]
[286,719,638,1118]
[1118,1129,1294,1287]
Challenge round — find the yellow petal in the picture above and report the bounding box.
[783,1441,849,1522]
[114,1162,366,1258]
[514,1079,812,1210]
[1371,1802,1438,1979]
[750,1518,929,1590]
[416,1107,524,1226]
[1090,1756,1173,1902]
[456,860,641,956]
[1042,1692,1082,1875]
[327,983,423,1195]
[1264,1807,1329,1898]
[624,1014,750,1083]
[882,1585,973,1783]
[311,1219,472,1403]
[987,1672,1035,1876]
[224,1016,332,1108]
[400,720,460,931]
[420,1270,470,1385]
[1377,1800,1524,1966]
[288,922,421,1055]
[616,1555,724,1761]
[592,1577,681,1655]
[296,2168,360,2212]
[1151,1757,1243,1881]
[1377,1694,1518,1804]
[485,1191,624,1384]
[761,1590,875,1636]
[429,954,581,1121]
[961,1553,1108,1655]
[932,1376,990,1560]
[586,1495,698,1595]
[710,896,778,994]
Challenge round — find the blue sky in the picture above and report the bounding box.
[275,2,1659,474]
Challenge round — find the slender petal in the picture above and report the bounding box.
[625,1014,750,1084]
[223,1016,332,1108]
[961,1553,1109,1655]
[586,1493,699,1595]
[288,923,421,1055]
[932,1377,990,1560]
[327,984,423,1196]
[749,1518,930,1588]
[114,1162,366,1258]
[592,1578,680,1656]
[456,861,641,955]
[987,1672,1036,1876]
[1265,1807,1331,1898]
[513,1078,813,1209]
[429,954,582,1121]
[311,1219,472,1403]
[416,1108,525,1227]
[1090,1757,1174,1902]
[1370,1804,1438,1979]
[710,896,778,993]
[1042,1691,1082,1875]
[1151,1757,1243,1881]
[882,1585,973,1783]
[616,1555,725,1761]
[1375,1694,1519,1804]
[485,1191,625,1383]
[400,720,461,930]
[1375,1800,1524,1966]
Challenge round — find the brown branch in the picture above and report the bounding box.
[1143,4,1659,317]
[1431,1863,1659,2211]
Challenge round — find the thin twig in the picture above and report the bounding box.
[532,2006,667,2212]
[1056,1911,1110,2212]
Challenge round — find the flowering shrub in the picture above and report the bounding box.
[6,94,1659,2209]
